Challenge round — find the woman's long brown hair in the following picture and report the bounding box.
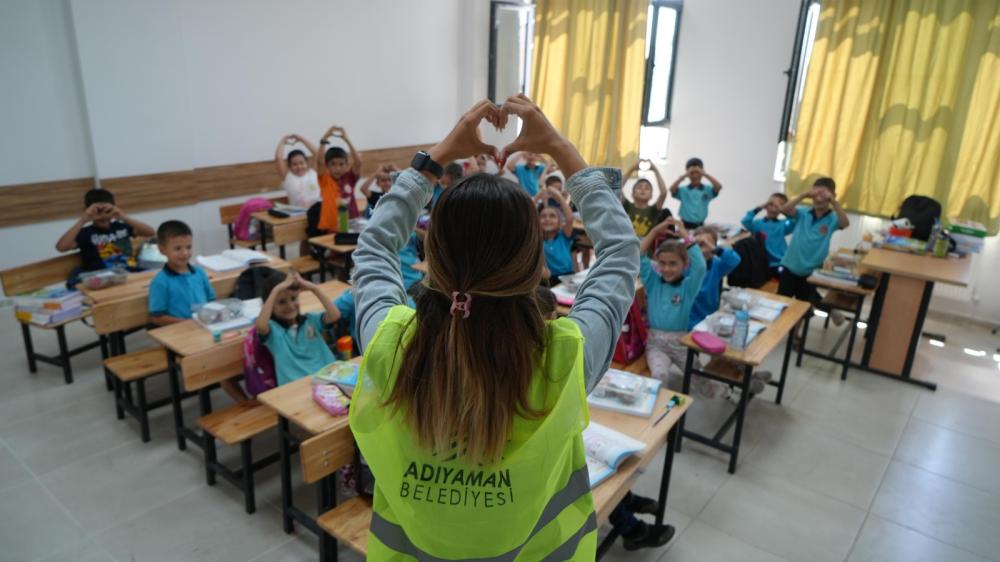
[386,173,548,465]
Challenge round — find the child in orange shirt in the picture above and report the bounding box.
[316,125,363,233]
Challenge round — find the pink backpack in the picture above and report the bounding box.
[613,297,648,364]
[243,326,276,396]
[234,198,274,241]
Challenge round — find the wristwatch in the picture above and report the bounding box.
[410,150,443,179]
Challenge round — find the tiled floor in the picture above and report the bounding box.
[1,309,999,562]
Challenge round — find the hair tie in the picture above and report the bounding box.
[450,292,472,319]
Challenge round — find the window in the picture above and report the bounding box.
[639,0,682,162]
[775,0,822,181]
[488,1,535,103]
[642,0,683,126]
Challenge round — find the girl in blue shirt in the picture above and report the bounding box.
[540,185,577,285]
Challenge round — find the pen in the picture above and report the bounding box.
[652,395,684,426]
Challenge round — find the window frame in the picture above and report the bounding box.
[778,0,821,143]
[488,0,536,103]
[641,0,684,127]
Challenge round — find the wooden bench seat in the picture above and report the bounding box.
[703,358,745,384]
[104,346,167,382]
[819,290,860,312]
[317,496,372,555]
[290,255,321,277]
[196,399,277,447]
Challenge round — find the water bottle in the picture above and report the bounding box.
[926,219,941,253]
[732,310,750,350]
[337,197,350,233]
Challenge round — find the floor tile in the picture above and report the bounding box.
[745,410,891,509]
[95,486,292,562]
[0,439,33,493]
[895,418,1000,495]
[871,461,1000,560]
[847,514,991,562]
[912,389,1000,447]
[39,439,203,534]
[629,443,731,518]
[36,539,118,562]
[665,520,791,562]
[699,465,867,562]
[249,533,365,562]
[0,480,86,562]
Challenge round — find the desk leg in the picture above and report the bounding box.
[56,325,73,384]
[796,313,811,368]
[656,422,680,527]
[842,296,864,381]
[318,249,327,283]
[676,349,696,453]
[776,329,795,405]
[279,245,286,260]
[728,365,753,474]
[167,351,187,451]
[258,219,268,252]
[278,416,294,533]
[317,473,338,562]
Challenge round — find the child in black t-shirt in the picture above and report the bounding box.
[622,159,668,237]
[56,189,155,283]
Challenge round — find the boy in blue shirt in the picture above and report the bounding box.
[149,220,247,401]
[778,177,850,304]
[540,187,576,284]
[741,193,797,277]
[505,151,549,197]
[669,157,723,229]
[639,219,726,398]
[689,226,742,329]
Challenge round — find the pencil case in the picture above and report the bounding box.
[692,331,727,354]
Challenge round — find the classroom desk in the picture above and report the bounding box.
[258,361,359,537]
[308,234,358,282]
[678,291,811,473]
[802,273,875,381]
[853,248,972,390]
[148,280,350,451]
[591,388,691,559]
[259,368,691,558]
[252,211,308,259]
[89,256,291,355]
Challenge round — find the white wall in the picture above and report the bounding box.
[0,0,94,184]
[0,0,470,285]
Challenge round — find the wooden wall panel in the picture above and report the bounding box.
[0,143,431,228]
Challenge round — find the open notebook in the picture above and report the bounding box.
[197,249,271,272]
[584,421,646,488]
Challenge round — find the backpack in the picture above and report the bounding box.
[234,198,274,241]
[894,195,941,241]
[243,326,276,397]
[232,266,282,300]
[613,297,648,364]
[727,235,772,288]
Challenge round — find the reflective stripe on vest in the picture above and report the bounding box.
[369,465,592,561]
[350,305,596,560]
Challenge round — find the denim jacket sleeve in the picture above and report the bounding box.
[565,168,641,392]
[353,169,433,352]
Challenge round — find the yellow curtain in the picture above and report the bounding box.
[531,0,648,169]
[787,0,1000,232]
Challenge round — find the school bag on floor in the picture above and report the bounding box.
[613,297,648,364]
[243,326,276,397]
[234,197,274,242]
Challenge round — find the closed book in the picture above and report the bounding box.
[15,306,84,325]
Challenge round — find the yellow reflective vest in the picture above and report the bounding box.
[349,305,596,560]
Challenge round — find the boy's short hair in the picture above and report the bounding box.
[534,286,557,318]
[157,220,192,242]
[84,188,114,207]
[685,157,703,169]
[694,225,719,244]
[286,149,307,165]
[324,147,348,164]
[656,238,689,261]
[634,178,653,190]
[443,162,464,179]
[814,177,836,193]
[544,175,563,187]
[770,192,789,203]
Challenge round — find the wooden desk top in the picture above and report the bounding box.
[308,234,358,254]
[591,388,691,524]
[861,248,972,287]
[258,356,363,435]
[681,290,811,366]
[81,255,290,305]
[148,280,351,357]
[251,211,307,226]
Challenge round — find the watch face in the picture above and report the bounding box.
[411,152,429,169]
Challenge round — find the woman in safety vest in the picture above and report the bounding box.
[350,96,641,560]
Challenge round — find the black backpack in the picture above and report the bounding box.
[894,195,941,241]
[727,235,772,289]
[232,266,283,300]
